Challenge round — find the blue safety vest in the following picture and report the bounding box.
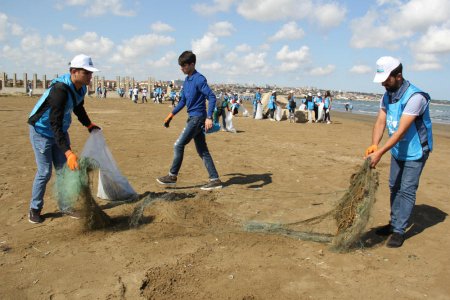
[324,97,331,109]
[29,74,86,138]
[383,81,433,161]
[268,96,277,109]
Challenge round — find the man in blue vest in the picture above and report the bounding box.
[365,56,433,248]
[157,51,222,190]
[253,88,262,118]
[27,54,101,224]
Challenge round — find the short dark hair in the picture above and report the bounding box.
[390,63,403,77]
[178,51,196,66]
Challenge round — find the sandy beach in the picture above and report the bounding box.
[1,95,449,299]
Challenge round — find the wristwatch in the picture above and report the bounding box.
[207,116,212,120]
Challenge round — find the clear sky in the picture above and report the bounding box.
[1,0,449,99]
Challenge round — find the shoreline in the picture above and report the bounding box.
[331,110,450,138]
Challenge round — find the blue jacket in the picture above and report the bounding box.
[172,70,217,118]
[29,74,86,138]
[383,81,433,161]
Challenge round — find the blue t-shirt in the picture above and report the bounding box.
[172,70,217,118]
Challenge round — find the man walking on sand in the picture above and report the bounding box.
[365,56,433,248]
[27,54,101,224]
[157,51,222,190]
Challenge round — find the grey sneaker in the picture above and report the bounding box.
[201,179,223,191]
[28,209,44,224]
[156,174,177,186]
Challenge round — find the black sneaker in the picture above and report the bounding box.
[375,224,393,236]
[386,233,405,248]
[28,209,44,224]
[156,174,177,186]
[201,179,223,191]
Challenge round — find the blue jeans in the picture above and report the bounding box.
[169,116,219,180]
[389,152,429,234]
[29,125,70,211]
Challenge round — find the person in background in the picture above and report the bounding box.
[132,85,139,104]
[365,56,433,248]
[27,81,33,97]
[96,84,102,98]
[306,92,314,123]
[157,50,222,190]
[268,90,277,121]
[324,90,332,124]
[169,89,177,107]
[287,90,296,123]
[142,87,148,103]
[253,88,262,118]
[27,54,101,224]
[154,84,163,103]
[128,86,133,100]
[313,92,323,122]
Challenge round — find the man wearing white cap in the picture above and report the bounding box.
[27,54,101,224]
[365,56,433,248]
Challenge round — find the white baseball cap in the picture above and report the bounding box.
[373,56,400,83]
[308,92,312,96]
[69,54,99,72]
[272,90,276,93]
[317,92,321,96]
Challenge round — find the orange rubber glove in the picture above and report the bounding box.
[87,123,101,133]
[164,113,174,128]
[365,144,378,157]
[65,150,79,171]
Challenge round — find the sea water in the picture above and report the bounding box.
[331,99,450,124]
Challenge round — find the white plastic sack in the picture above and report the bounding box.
[240,105,249,117]
[275,106,282,121]
[225,111,236,133]
[299,104,306,111]
[81,130,138,201]
[317,103,325,122]
[255,103,263,120]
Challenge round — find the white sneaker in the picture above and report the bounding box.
[327,121,331,124]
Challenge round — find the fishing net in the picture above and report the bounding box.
[54,157,111,231]
[244,159,379,252]
[129,192,196,228]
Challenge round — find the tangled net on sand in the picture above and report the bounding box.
[54,157,111,230]
[245,159,379,252]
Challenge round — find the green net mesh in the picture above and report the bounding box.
[244,159,379,252]
[54,157,111,230]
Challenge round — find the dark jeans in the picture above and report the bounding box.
[389,152,429,234]
[169,116,219,180]
[269,108,275,119]
[217,108,227,128]
[324,108,331,122]
[314,106,318,120]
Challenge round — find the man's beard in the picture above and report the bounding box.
[385,86,398,93]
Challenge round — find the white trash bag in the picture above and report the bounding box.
[255,103,263,120]
[81,130,138,201]
[240,105,249,117]
[275,106,282,121]
[225,110,237,133]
